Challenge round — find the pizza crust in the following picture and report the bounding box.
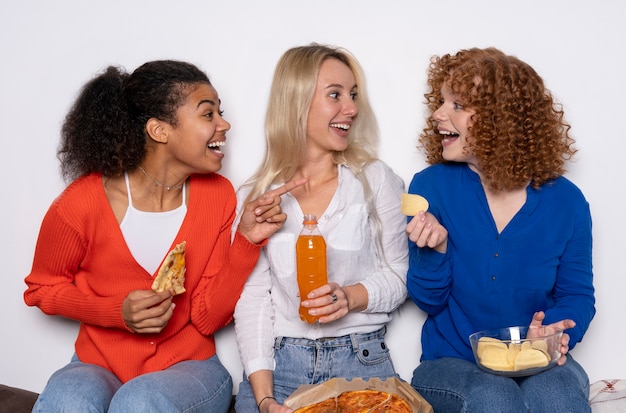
[151,241,186,295]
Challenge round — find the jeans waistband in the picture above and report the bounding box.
[274,326,386,351]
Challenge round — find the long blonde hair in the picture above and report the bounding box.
[244,43,400,282]
[244,43,379,202]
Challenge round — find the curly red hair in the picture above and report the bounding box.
[419,47,576,191]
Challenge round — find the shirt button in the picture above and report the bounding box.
[494,252,499,257]
[491,275,496,281]
[150,341,155,345]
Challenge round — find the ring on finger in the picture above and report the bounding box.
[330,293,338,303]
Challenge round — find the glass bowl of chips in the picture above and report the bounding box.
[469,325,563,377]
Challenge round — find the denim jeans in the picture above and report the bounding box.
[411,355,590,412]
[33,353,233,413]
[235,327,397,412]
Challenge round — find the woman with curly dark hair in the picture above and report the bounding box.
[406,48,594,412]
[24,60,302,412]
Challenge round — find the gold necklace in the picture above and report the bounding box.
[138,166,184,191]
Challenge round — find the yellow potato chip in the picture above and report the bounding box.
[480,346,513,371]
[506,343,521,366]
[531,340,548,354]
[401,193,429,216]
[514,348,550,370]
[476,337,513,371]
[476,336,508,358]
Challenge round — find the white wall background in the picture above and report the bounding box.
[2,0,624,395]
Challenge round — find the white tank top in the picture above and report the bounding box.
[120,172,187,275]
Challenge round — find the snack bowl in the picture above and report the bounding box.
[469,325,563,377]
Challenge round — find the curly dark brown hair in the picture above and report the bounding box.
[57,60,211,182]
[419,47,576,191]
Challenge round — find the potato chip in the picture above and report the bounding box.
[401,193,429,216]
[531,340,548,354]
[506,343,521,366]
[477,337,512,371]
[514,348,550,370]
[476,337,508,358]
[479,345,512,371]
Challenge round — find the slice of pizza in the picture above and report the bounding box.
[337,390,391,413]
[368,393,412,413]
[151,241,186,295]
[293,397,337,413]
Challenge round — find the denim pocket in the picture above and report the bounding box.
[355,337,391,366]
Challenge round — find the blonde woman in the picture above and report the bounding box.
[233,44,408,413]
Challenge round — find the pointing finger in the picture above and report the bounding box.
[265,178,307,198]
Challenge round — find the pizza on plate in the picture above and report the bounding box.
[293,390,411,413]
[151,241,186,295]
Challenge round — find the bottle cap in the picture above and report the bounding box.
[302,214,317,224]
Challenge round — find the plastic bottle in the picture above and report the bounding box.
[296,214,328,323]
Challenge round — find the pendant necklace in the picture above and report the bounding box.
[138,166,184,191]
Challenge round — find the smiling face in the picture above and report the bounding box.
[433,83,478,168]
[167,83,231,173]
[306,58,358,156]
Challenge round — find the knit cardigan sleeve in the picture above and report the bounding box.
[24,175,131,329]
[189,176,264,336]
[190,230,263,335]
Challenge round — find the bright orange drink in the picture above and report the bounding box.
[296,216,328,323]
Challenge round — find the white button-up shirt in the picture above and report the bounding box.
[234,160,408,377]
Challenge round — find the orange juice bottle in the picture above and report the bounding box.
[296,214,328,323]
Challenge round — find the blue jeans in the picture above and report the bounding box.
[33,353,233,413]
[235,327,397,412]
[411,355,590,412]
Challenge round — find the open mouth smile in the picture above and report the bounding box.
[330,123,351,131]
[208,140,225,154]
[440,129,459,144]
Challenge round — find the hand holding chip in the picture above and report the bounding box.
[403,194,448,254]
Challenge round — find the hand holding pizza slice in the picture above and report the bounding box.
[151,241,186,295]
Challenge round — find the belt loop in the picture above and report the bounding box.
[349,332,360,353]
[274,336,284,350]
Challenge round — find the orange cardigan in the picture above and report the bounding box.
[24,173,261,383]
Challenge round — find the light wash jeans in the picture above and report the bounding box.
[33,353,233,413]
[411,355,590,412]
[235,327,398,412]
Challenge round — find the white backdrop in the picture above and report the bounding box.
[2,0,624,395]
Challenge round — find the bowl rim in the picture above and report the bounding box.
[469,325,563,343]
